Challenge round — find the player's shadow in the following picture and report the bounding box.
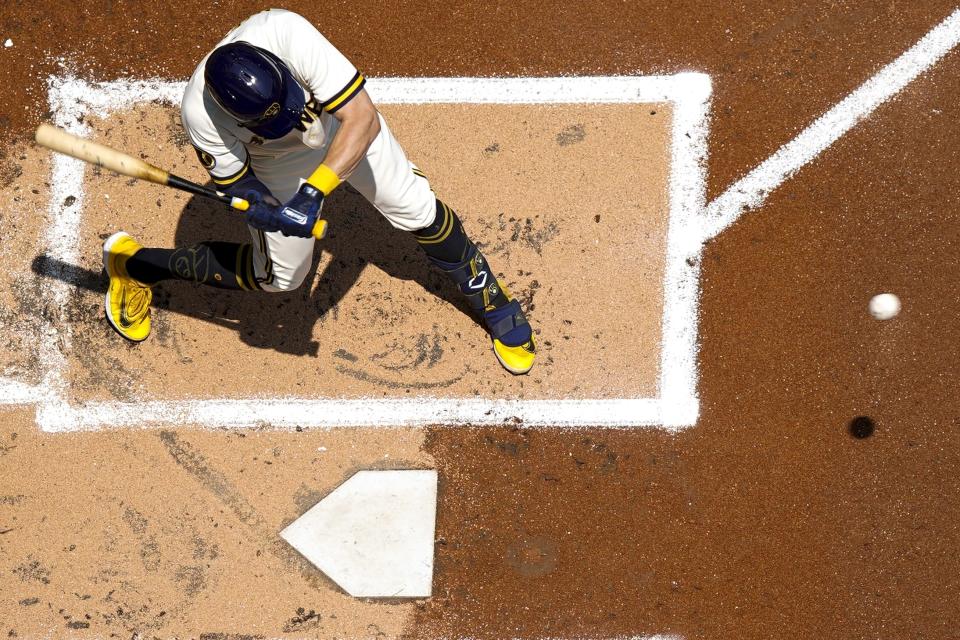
[32,184,471,357]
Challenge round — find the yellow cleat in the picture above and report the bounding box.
[492,334,536,375]
[484,281,536,375]
[102,231,152,342]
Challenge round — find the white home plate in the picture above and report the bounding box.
[280,469,438,598]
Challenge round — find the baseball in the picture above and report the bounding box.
[869,293,901,320]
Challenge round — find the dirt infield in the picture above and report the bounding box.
[52,102,670,404]
[0,408,429,637]
[1,1,959,639]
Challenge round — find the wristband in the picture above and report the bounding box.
[306,163,342,196]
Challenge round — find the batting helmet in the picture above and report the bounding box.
[204,41,306,139]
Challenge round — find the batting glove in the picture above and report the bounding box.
[242,190,283,233]
[277,183,326,238]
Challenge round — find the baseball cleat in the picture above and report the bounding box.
[102,231,153,342]
[492,333,536,375]
[484,286,536,375]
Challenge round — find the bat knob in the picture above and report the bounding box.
[312,219,328,240]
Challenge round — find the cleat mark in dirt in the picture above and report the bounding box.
[331,348,358,363]
[191,536,219,561]
[12,557,51,584]
[485,214,559,257]
[369,329,445,371]
[282,607,323,633]
[555,123,586,146]
[119,503,162,572]
[173,565,207,598]
[334,364,467,390]
[121,506,148,534]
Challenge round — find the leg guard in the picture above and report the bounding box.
[426,241,536,374]
[414,200,509,310]
[426,243,507,313]
[415,199,536,374]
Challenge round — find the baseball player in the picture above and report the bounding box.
[102,8,535,374]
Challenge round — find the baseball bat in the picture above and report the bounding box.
[34,124,329,240]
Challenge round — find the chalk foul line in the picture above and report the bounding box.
[701,7,960,240]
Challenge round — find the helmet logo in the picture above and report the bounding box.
[263,102,281,119]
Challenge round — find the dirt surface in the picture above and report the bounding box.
[56,102,669,403]
[1,1,959,639]
[0,147,50,387]
[0,407,430,638]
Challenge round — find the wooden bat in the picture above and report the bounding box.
[34,124,329,240]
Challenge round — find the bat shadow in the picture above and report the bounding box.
[32,184,473,357]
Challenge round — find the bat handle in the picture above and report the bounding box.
[228,196,250,212]
[312,219,328,240]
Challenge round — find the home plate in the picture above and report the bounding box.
[280,469,439,598]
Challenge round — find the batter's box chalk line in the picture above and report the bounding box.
[16,74,715,432]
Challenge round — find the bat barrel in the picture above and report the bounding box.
[35,124,170,185]
[35,123,257,226]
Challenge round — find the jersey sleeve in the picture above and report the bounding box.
[180,90,251,186]
[276,11,366,114]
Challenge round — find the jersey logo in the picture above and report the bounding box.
[297,94,320,132]
[263,102,281,119]
[195,148,216,170]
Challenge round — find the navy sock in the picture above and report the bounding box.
[125,243,259,291]
[412,200,472,263]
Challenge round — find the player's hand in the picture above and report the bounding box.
[242,190,283,233]
[278,183,326,238]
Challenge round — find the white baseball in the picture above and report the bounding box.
[869,293,901,320]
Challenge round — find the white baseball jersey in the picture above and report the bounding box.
[181,9,436,292]
[181,9,364,195]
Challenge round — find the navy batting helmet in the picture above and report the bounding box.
[204,41,306,139]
